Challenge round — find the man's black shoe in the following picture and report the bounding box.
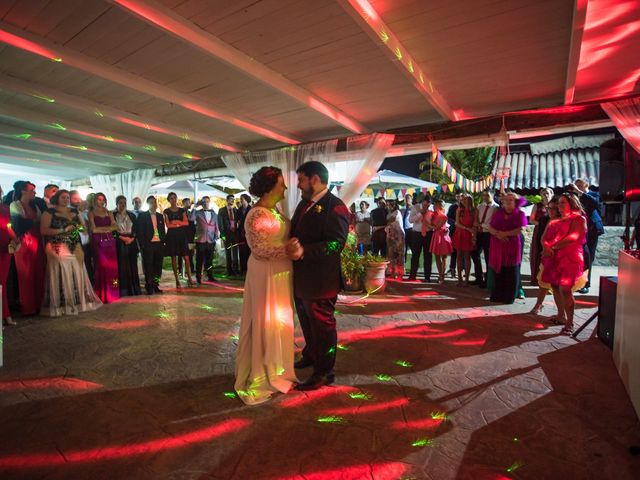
[154,287,163,294]
[295,374,335,391]
[294,357,313,369]
[146,289,154,295]
[578,287,589,294]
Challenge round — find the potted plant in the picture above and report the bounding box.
[341,232,364,292]
[363,252,389,294]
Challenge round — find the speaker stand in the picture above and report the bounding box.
[572,310,598,339]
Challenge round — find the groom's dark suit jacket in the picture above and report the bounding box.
[291,191,350,300]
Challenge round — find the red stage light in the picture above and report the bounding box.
[324,397,409,415]
[87,319,153,330]
[0,377,102,392]
[391,417,444,430]
[274,462,406,480]
[279,385,358,408]
[0,418,250,469]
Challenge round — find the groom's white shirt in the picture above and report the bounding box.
[307,187,329,209]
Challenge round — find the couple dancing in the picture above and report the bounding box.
[234,161,350,405]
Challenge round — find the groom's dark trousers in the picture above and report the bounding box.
[291,190,350,377]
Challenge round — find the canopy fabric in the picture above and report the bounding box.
[367,170,438,191]
[149,180,229,199]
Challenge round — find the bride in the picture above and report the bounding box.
[234,166,303,405]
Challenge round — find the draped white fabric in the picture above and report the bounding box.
[221,140,338,217]
[89,174,117,208]
[116,169,156,206]
[602,98,640,153]
[333,133,395,206]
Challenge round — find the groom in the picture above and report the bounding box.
[288,161,350,390]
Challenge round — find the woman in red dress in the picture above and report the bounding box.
[1,185,19,325]
[452,194,476,286]
[540,193,587,334]
[429,199,453,284]
[9,181,46,316]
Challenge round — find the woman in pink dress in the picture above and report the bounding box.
[530,197,560,314]
[89,193,120,304]
[9,181,46,316]
[540,193,587,334]
[452,194,476,286]
[429,200,453,284]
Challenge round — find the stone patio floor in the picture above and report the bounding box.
[0,266,638,480]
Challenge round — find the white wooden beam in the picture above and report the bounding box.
[0,103,203,161]
[336,0,456,121]
[109,0,369,134]
[564,0,589,104]
[0,73,245,153]
[0,123,163,167]
[0,22,301,144]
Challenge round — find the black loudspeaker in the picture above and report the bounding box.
[599,138,624,203]
[597,276,617,349]
[624,142,640,201]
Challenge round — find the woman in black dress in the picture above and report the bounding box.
[114,195,141,297]
[164,192,193,288]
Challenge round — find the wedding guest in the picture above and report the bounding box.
[631,209,640,249]
[235,166,300,404]
[132,197,143,217]
[430,199,453,284]
[0,185,18,325]
[355,201,372,254]
[530,197,561,315]
[178,197,196,278]
[114,195,141,297]
[164,192,193,288]
[370,197,388,257]
[529,187,553,286]
[475,190,496,288]
[237,193,252,275]
[570,178,603,293]
[40,190,101,316]
[401,193,414,257]
[218,194,240,276]
[81,192,95,283]
[540,193,587,334]
[193,196,219,284]
[408,196,433,282]
[89,192,119,304]
[10,181,46,315]
[136,196,166,294]
[452,194,476,286]
[447,194,461,277]
[43,184,59,208]
[487,192,528,304]
[385,200,405,280]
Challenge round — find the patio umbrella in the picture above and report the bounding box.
[149,180,229,199]
[367,170,438,191]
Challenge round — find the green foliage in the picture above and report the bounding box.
[341,232,364,280]
[419,146,495,200]
[364,252,387,264]
[525,194,542,205]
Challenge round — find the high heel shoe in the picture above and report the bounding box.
[530,305,543,315]
[187,278,194,287]
[175,278,182,289]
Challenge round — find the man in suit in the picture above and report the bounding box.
[288,161,350,391]
[136,196,166,295]
[217,194,240,276]
[571,179,604,293]
[408,196,433,282]
[193,196,219,284]
[401,193,414,265]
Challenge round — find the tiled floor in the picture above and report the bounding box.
[0,266,638,479]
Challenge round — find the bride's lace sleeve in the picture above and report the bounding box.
[245,208,287,261]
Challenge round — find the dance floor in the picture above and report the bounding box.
[0,267,638,480]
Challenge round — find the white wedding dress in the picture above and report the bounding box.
[234,206,297,405]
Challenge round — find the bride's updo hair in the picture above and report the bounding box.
[249,166,282,197]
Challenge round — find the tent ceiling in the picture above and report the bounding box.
[0,0,637,180]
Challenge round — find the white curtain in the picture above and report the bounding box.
[89,174,117,208]
[333,133,395,206]
[116,169,156,207]
[602,98,640,153]
[221,140,338,217]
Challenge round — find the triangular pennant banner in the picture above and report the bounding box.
[401,188,407,197]
[428,187,435,195]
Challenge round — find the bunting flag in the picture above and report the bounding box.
[336,185,342,192]
[430,143,494,193]
[329,184,336,192]
[428,187,435,196]
[394,188,401,198]
[401,188,407,197]
[379,188,385,197]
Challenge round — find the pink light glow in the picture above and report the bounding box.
[87,319,153,330]
[35,138,99,153]
[0,377,102,392]
[353,0,379,21]
[279,386,358,408]
[0,418,250,469]
[67,128,128,144]
[308,97,365,133]
[338,324,467,343]
[325,397,409,415]
[390,418,444,430]
[449,338,487,347]
[275,462,406,480]
[0,29,60,61]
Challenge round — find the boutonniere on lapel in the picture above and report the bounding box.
[314,204,323,214]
